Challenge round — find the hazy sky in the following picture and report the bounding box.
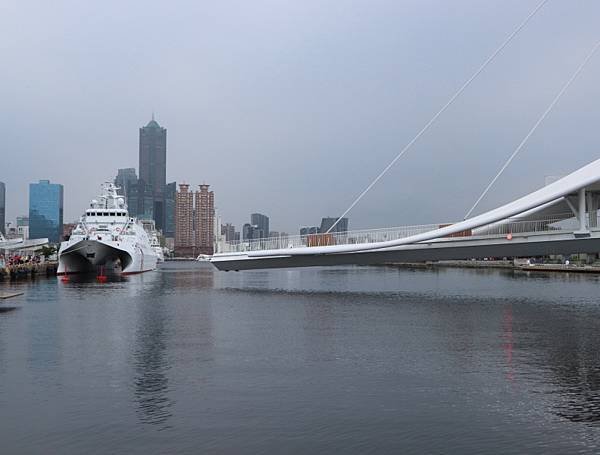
[2,0,600,233]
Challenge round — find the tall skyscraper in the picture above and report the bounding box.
[0,181,5,234]
[175,183,194,256]
[139,115,167,230]
[194,184,215,255]
[250,213,269,238]
[29,179,64,243]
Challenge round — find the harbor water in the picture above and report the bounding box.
[2,262,600,453]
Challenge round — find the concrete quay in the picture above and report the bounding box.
[0,261,58,280]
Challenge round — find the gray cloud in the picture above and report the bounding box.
[2,0,599,233]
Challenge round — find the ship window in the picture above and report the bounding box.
[109,212,115,216]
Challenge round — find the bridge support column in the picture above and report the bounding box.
[588,192,598,228]
[575,188,590,236]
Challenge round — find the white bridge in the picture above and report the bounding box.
[209,3,600,272]
[210,158,600,271]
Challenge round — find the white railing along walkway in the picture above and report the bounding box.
[216,213,583,254]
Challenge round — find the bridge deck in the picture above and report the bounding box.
[210,213,597,271]
[211,228,600,271]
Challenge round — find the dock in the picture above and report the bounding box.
[0,261,58,280]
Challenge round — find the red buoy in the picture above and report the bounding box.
[97,266,107,283]
[60,265,70,283]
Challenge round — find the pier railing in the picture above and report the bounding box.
[216,212,584,254]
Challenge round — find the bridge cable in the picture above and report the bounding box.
[325,0,550,234]
[463,38,600,220]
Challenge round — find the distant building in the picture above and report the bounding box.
[0,181,5,234]
[164,181,176,238]
[114,168,138,213]
[221,223,237,242]
[251,213,270,238]
[320,217,348,234]
[244,223,263,241]
[5,224,18,239]
[131,179,154,220]
[195,184,215,255]
[17,216,29,240]
[174,183,215,256]
[29,179,64,243]
[300,226,319,237]
[115,168,137,197]
[139,116,167,231]
[175,183,194,256]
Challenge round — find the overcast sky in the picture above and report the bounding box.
[2,0,600,233]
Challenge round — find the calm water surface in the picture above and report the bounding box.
[2,262,600,453]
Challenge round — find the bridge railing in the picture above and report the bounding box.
[474,212,579,236]
[216,212,582,254]
[217,223,442,253]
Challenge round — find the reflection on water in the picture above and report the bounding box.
[0,306,19,313]
[2,263,600,452]
[133,293,173,429]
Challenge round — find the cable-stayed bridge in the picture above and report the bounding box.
[210,159,600,271]
[208,2,600,272]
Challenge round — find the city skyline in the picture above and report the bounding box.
[2,1,600,233]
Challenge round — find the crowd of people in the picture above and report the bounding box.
[0,254,44,273]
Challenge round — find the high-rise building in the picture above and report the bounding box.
[320,217,348,234]
[175,183,194,256]
[29,179,64,243]
[139,116,167,230]
[221,223,236,242]
[164,181,176,238]
[114,168,138,212]
[195,184,215,255]
[115,168,137,195]
[0,181,5,234]
[242,223,254,241]
[250,213,269,238]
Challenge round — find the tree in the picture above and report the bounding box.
[40,245,57,259]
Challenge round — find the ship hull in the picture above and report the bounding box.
[57,239,157,275]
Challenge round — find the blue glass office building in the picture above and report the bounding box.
[29,180,64,243]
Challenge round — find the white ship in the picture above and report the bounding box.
[139,219,165,263]
[150,232,165,262]
[57,183,158,275]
